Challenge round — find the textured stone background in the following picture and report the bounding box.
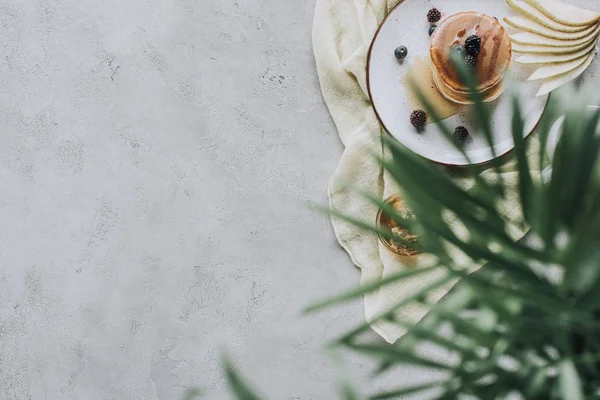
[1,0,599,399]
[0,0,388,399]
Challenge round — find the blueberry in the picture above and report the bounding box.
[450,44,467,61]
[429,25,437,36]
[394,45,408,60]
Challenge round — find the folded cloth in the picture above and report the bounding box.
[312,0,539,343]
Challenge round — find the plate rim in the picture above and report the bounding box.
[366,0,547,167]
[546,105,600,162]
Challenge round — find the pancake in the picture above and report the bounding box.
[432,66,505,104]
[430,12,512,99]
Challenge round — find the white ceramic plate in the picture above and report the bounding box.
[367,0,548,166]
[546,105,600,161]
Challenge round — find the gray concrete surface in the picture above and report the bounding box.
[0,1,387,399]
[3,0,599,399]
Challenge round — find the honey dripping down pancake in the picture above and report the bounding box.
[431,62,506,105]
[430,12,512,94]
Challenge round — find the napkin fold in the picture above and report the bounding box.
[313,0,539,343]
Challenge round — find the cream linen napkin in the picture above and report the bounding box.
[313,0,539,343]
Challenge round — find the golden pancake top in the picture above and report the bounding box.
[430,12,512,92]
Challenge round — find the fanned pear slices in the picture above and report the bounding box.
[537,51,596,96]
[506,0,599,96]
[522,0,600,27]
[511,23,600,47]
[515,39,597,64]
[504,16,599,40]
[527,54,589,80]
[513,37,596,54]
[507,0,591,32]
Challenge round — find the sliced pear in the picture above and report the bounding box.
[528,54,589,80]
[514,39,598,63]
[512,36,596,54]
[510,23,600,47]
[506,0,590,33]
[536,51,596,96]
[504,16,599,40]
[522,0,600,27]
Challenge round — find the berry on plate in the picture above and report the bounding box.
[427,7,442,23]
[410,110,427,129]
[454,126,469,141]
[394,45,408,60]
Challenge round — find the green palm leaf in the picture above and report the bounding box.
[222,354,263,400]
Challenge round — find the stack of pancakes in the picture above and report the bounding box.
[430,12,513,104]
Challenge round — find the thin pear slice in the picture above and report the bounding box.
[537,51,596,96]
[504,16,599,40]
[522,0,600,27]
[515,39,598,63]
[528,54,589,80]
[512,36,596,53]
[506,0,590,33]
[510,23,600,47]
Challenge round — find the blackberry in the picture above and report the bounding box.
[465,34,481,55]
[429,25,437,36]
[427,7,442,23]
[464,54,477,68]
[410,110,427,129]
[454,126,469,141]
[394,45,408,60]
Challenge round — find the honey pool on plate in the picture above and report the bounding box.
[401,55,464,124]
